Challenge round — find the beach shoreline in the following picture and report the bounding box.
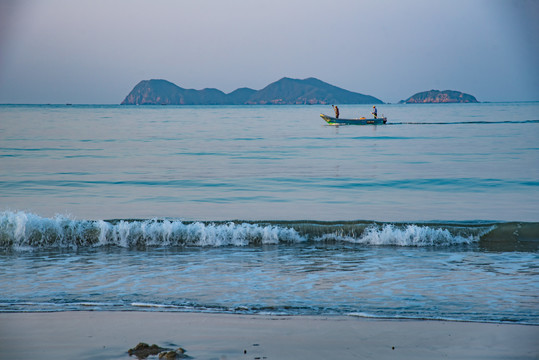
[0,311,537,359]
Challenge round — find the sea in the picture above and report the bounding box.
[0,103,538,324]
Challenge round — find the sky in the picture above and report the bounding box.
[0,0,537,104]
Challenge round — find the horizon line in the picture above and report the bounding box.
[1,101,539,106]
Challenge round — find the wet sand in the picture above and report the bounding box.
[0,312,537,359]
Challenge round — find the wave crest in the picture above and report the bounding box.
[357,224,476,246]
[2,211,532,250]
[0,211,305,249]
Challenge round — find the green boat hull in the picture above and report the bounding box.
[320,113,387,125]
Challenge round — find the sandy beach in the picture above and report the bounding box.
[0,312,537,360]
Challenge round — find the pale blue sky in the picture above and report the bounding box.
[0,0,537,103]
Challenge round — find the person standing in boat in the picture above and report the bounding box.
[332,105,339,119]
[371,105,378,119]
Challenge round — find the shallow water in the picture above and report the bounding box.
[1,243,538,324]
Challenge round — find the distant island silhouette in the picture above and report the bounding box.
[400,90,478,103]
[121,78,480,105]
[121,77,384,105]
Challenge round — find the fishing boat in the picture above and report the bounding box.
[320,113,387,125]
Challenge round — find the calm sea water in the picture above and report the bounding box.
[1,103,538,323]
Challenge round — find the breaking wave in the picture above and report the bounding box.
[0,211,537,251]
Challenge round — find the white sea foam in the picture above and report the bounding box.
[314,223,482,246]
[131,302,181,309]
[359,224,479,246]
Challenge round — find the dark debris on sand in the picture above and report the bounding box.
[128,342,188,359]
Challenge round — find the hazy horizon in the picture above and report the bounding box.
[0,0,537,104]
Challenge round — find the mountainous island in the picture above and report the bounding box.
[121,77,384,105]
[400,90,478,103]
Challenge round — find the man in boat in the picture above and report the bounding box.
[332,105,339,119]
[371,105,377,119]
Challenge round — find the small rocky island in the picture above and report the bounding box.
[400,90,478,103]
[121,77,383,105]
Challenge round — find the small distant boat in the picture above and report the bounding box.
[320,113,387,125]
